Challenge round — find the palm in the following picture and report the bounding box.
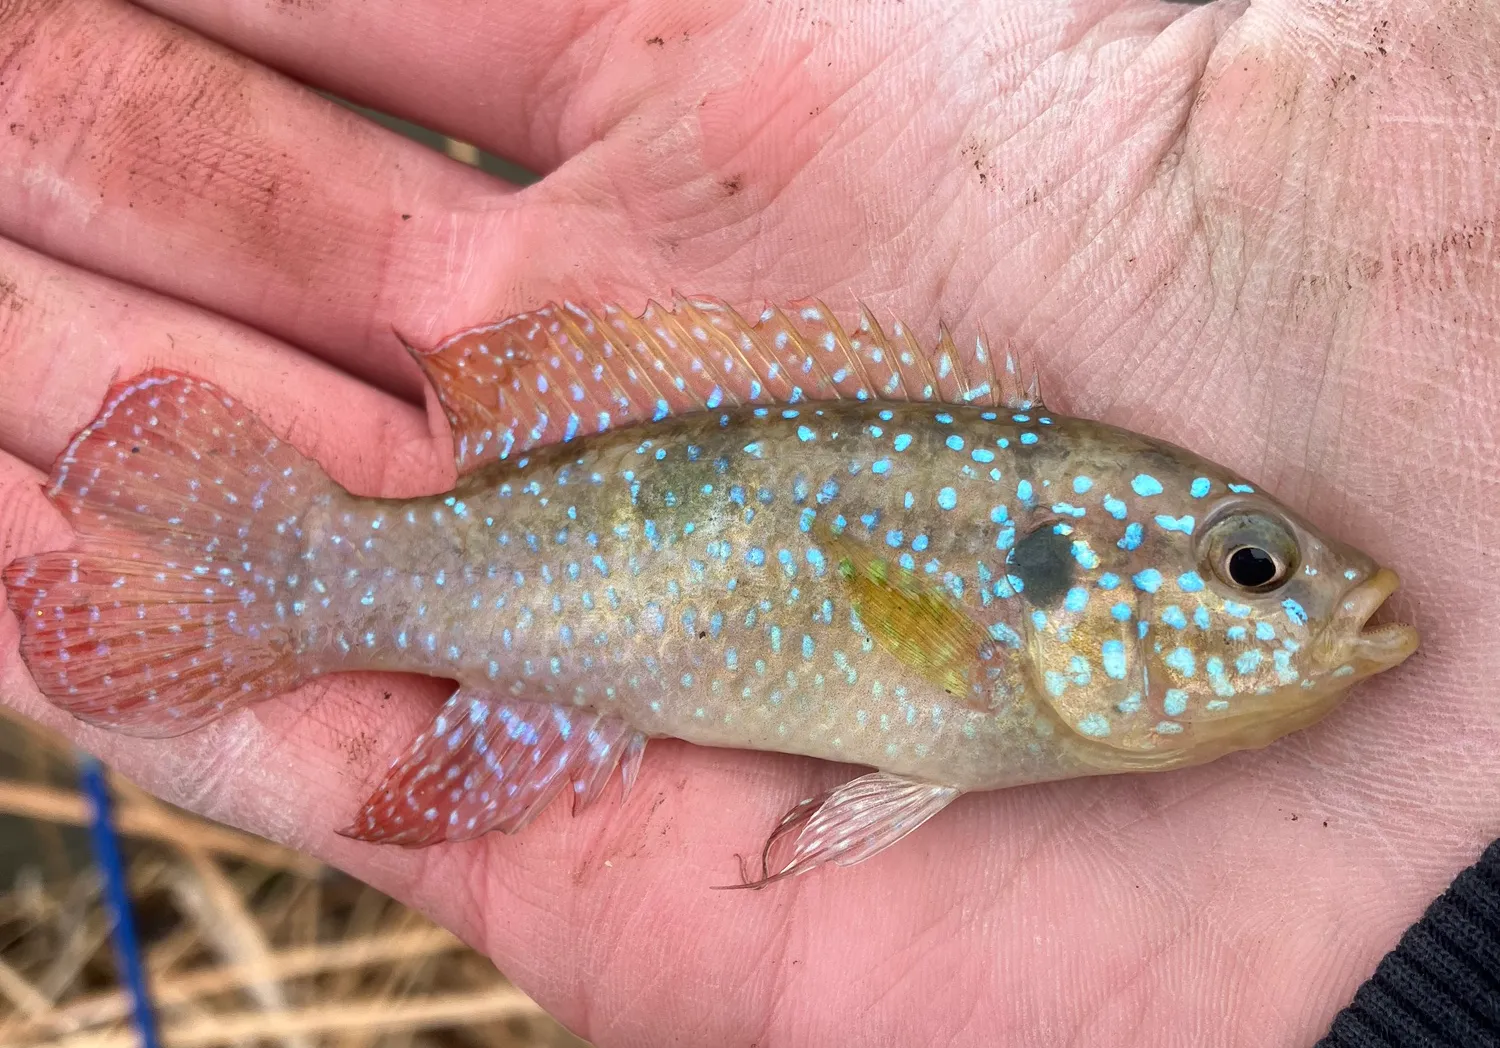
[1,0,1495,1043]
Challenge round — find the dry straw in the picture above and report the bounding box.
[0,706,587,1048]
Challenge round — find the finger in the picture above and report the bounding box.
[131,0,630,174]
[0,235,444,489]
[0,0,524,397]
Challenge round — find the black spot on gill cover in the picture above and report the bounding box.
[1011,526,1075,608]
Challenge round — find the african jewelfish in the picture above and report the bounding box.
[1,297,1419,885]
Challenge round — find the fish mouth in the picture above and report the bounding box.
[1326,568,1420,672]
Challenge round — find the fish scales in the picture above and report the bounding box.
[303,403,1076,790]
[1,296,1419,886]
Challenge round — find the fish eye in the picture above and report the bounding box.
[1226,545,1282,589]
[1200,510,1299,594]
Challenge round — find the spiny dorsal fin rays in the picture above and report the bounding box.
[402,294,1046,476]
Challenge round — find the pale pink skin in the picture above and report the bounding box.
[0,0,1495,1044]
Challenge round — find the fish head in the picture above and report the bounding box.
[1013,435,1418,769]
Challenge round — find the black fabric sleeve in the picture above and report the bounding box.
[1316,838,1500,1048]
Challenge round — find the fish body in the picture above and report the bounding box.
[1,297,1419,883]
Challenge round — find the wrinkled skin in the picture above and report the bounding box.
[0,0,1495,1044]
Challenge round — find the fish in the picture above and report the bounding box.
[1,296,1420,886]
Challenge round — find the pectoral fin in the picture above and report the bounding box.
[821,529,1011,711]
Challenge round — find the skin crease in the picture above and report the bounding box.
[0,0,1495,1042]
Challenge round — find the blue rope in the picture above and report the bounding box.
[80,756,162,1048]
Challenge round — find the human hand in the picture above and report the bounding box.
[0,0,1495,1043]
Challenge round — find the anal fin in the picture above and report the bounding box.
[716,772,960,889]
[340,690,647,847]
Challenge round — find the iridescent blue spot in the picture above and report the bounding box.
[1097,573,1120,589]
[872,458,891,475]
[1017,479,1034,504]
[1052,502,1085,518]
[1164,689,1189,716]
[990,505,1008,524]
[1161,605,1187,629]
[1190,477,1211,498]
[1119,522,1144,551]
[1223,601,1253,618]
[1178,571,1205,592]
[885,530,904,547]
[1064,587,1089,613]
[1206,656,1234,697]
[1165,647,1196,676]
[1012,413,1030,423]
[1077,713,1111,738]
[1155,514,1195,534]
[1020,432,1038,445]
[1045,671,1068,697]
[1194,605,1212,630]
[1227,625,1247,641]
[1110,602,1132,622]
[1228,483,1255,494]
[1282,598,1308,625]
[899,552,915,571]
[1032,609,1048,631]
[1274,648,1297,683]
[912,534,929,552]
[971,448,995,463]
[1070,655,1092,685]
[989,622,1021,647]
[894,433,913,452]
[653,399,669,421]
[1255,621,1276,641]
[945,434,965,451]
[797,425,815,442]
[938,487,958,510]
[1132,474,1163,497]
[1102,496,1127,520]
[1101,640,1127,679]
[935,413,953,424]
[1072,541,1100,569]
[746,547,766,567]
[1133,569,1163,593]
[803,635,815,658]
[1235,650,1263,674]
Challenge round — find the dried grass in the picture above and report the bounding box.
[0,708,589,1048]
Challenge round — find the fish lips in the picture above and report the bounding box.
[1320,567,1420,674]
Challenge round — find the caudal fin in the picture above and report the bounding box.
[2,371,332,738]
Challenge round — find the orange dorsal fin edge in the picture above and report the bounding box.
[404,294,1044,475]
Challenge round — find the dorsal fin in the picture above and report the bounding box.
[403,295,1043,475]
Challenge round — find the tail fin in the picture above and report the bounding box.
[2,371,332,738]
